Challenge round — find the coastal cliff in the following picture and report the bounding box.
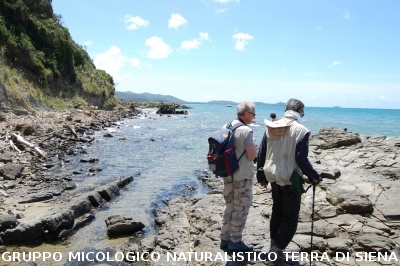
[0,0,117,111]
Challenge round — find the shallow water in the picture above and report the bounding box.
[5,108,208,265]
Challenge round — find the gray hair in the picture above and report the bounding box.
[285,98,304,112]
[237,101,255,116]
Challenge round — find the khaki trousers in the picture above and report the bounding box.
[220,178,253,242]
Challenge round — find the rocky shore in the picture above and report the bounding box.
[129,128,400,266]
[0,102,147,247]
[1,104,400,266]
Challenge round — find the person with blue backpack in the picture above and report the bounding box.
[219,101,257,252]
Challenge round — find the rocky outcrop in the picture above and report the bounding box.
[156,102,189,115]
[0,176,134,245]
[130,128,400,265]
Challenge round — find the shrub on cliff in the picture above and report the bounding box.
[0,0,117,110]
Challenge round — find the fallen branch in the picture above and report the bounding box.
[63,125,78,138]
[9,139,21,153]
[11,133,47,159]
[53,133,94,143]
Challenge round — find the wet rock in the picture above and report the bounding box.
[105,215,145,237]
[58,213,95,239]
[80,157,99,163]
[67,196,92,218]
[0,215,18,230]
[97,183,120,201]
[88,166,102,172]
[64,182,76,190]
[41,210,74,234]
[0,219,43,245]
[87,192,103,207]
[17,192,54,204]
[0,163,24,180]
[103,132,113,137]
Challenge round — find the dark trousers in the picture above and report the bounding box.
[270,182,301,249]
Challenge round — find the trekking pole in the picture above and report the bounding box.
[310,183,316,266]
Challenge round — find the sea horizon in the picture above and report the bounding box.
[187,103,400,138]
[182,101,400,111]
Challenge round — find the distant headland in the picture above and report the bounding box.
[115,91,286,106]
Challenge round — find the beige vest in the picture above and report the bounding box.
[229,120,255,181]
[263,120,309,186]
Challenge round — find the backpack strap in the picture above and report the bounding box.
[227,120,244,131]
[227,120,247,182]
[228,121,246,161]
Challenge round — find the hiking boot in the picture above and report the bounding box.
[228,240,253,252]
[269,245,285,261]
[258,252,272,264]
[220,239,229,250]
[269,246,298,266]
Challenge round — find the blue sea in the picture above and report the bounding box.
[10,104,400,263]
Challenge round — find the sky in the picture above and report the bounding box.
[52,0,400,109]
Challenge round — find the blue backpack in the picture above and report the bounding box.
[207,122,246,178]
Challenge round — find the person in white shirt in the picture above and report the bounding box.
[256,98,322,262]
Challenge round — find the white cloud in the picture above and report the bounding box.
[124,15,149,30]
[145,36,172,59]
[330,60,342,67]
[168,13,188,29]
[93,47,145,81]
[180,32,210,51]
[130,58,141,68]
[232,32,254,51]
[94,46,125,80]
[343,9,351,19]
[181,39,201,50]
[199,32,210,41]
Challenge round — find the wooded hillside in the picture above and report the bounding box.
[0,0,117,111]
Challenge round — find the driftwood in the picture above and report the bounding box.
[9,139,22,153]
[11,133,47,159]
[54,133,95,143]
[63,125,78,138]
